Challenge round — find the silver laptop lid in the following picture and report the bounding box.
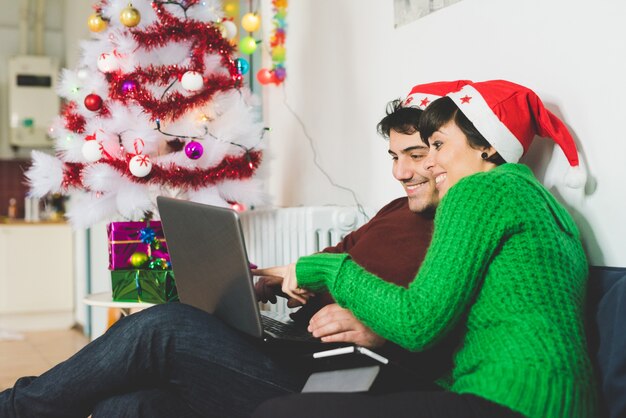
[157,196,263,338]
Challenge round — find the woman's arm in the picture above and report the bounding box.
[295,172,520,351]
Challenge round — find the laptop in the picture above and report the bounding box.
[156,196,318,343]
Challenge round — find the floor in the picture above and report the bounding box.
[0,328,89,391]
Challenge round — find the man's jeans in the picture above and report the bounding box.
[0,303,309,418]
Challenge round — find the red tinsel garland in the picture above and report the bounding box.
[97,2,242,121]
[138,2,237,76]
[63,102,86,133]
[108,73,236,121]
[61,150,262,191]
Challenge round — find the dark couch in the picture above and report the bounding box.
[587,266,626,418]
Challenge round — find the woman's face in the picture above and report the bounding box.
[424,120,495,198]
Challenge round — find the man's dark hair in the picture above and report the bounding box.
[376,99,423,139]
[418,96,506,166]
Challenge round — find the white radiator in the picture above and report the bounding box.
[240,206,367,314]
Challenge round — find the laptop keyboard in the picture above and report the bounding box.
[261,314,317,342]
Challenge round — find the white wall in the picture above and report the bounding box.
[261,0,626,267]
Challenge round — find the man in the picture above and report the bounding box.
[0,84,456,418]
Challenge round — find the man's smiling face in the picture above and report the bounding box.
[388,129,439,213]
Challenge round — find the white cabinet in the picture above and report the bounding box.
[0,222,74,330]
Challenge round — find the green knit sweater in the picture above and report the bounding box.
[296,164,597,418]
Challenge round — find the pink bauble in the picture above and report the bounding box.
[184,141,204,159]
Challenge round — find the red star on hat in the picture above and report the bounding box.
[460,95,472,104]
[402,80,472,109]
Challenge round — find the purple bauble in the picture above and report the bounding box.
[184,141,204,159]
[274,67,287,81]
[121,79,139,94]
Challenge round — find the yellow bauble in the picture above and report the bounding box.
[130,251,148,268]
[223,2,239,19]
[87,13,107,32]
[241,13,261,32]
[120,5,141,28]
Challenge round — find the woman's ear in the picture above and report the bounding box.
[480,146,495,160]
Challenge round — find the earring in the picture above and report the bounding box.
[481,152,488,160]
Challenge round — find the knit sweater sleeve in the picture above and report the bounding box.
[296,170,521,351]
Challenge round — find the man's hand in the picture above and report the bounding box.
[308,304,385,349]
[252,265,313,306]
[254,276,284,304]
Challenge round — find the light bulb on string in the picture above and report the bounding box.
[238,36,257,55]
[241,12,261,32]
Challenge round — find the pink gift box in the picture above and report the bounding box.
[107,221,170,270]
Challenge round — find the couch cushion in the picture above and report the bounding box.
[588,266,626,418]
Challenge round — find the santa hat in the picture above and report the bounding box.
[446,80,585,188]
[403,80,473,109]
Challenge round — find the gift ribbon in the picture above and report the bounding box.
[134,270,143,302]
[108,239,166,244]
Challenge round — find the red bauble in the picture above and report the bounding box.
[84,94,103,111]
[256,68,273,85]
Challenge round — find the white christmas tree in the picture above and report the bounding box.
[26,0,266,228]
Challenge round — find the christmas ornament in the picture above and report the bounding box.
[235,58,250,75]
[97,53,118,73]
[274,66,286,82]
[120,4,141,27]
[121,79,139,94]
[238,36,257,55]
[256,68,273,85]
[181,71,204,91]
[87,13,107,32]
[220,20,237,39]
[82,140,102,162]
[130,251,148,267]
[241,13,261,32]
[129,155,152,177]
[84,94,103,111]
[271,45,286,63]
[184,141,204,159]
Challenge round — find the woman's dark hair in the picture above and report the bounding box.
[376,99,423,139]
[418,96,506,166]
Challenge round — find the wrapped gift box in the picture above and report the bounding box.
[107,221,170,270]
[111,269,178,304]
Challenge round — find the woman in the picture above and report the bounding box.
[255,80,597,418]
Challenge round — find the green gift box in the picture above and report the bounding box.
[111,270,179,304]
